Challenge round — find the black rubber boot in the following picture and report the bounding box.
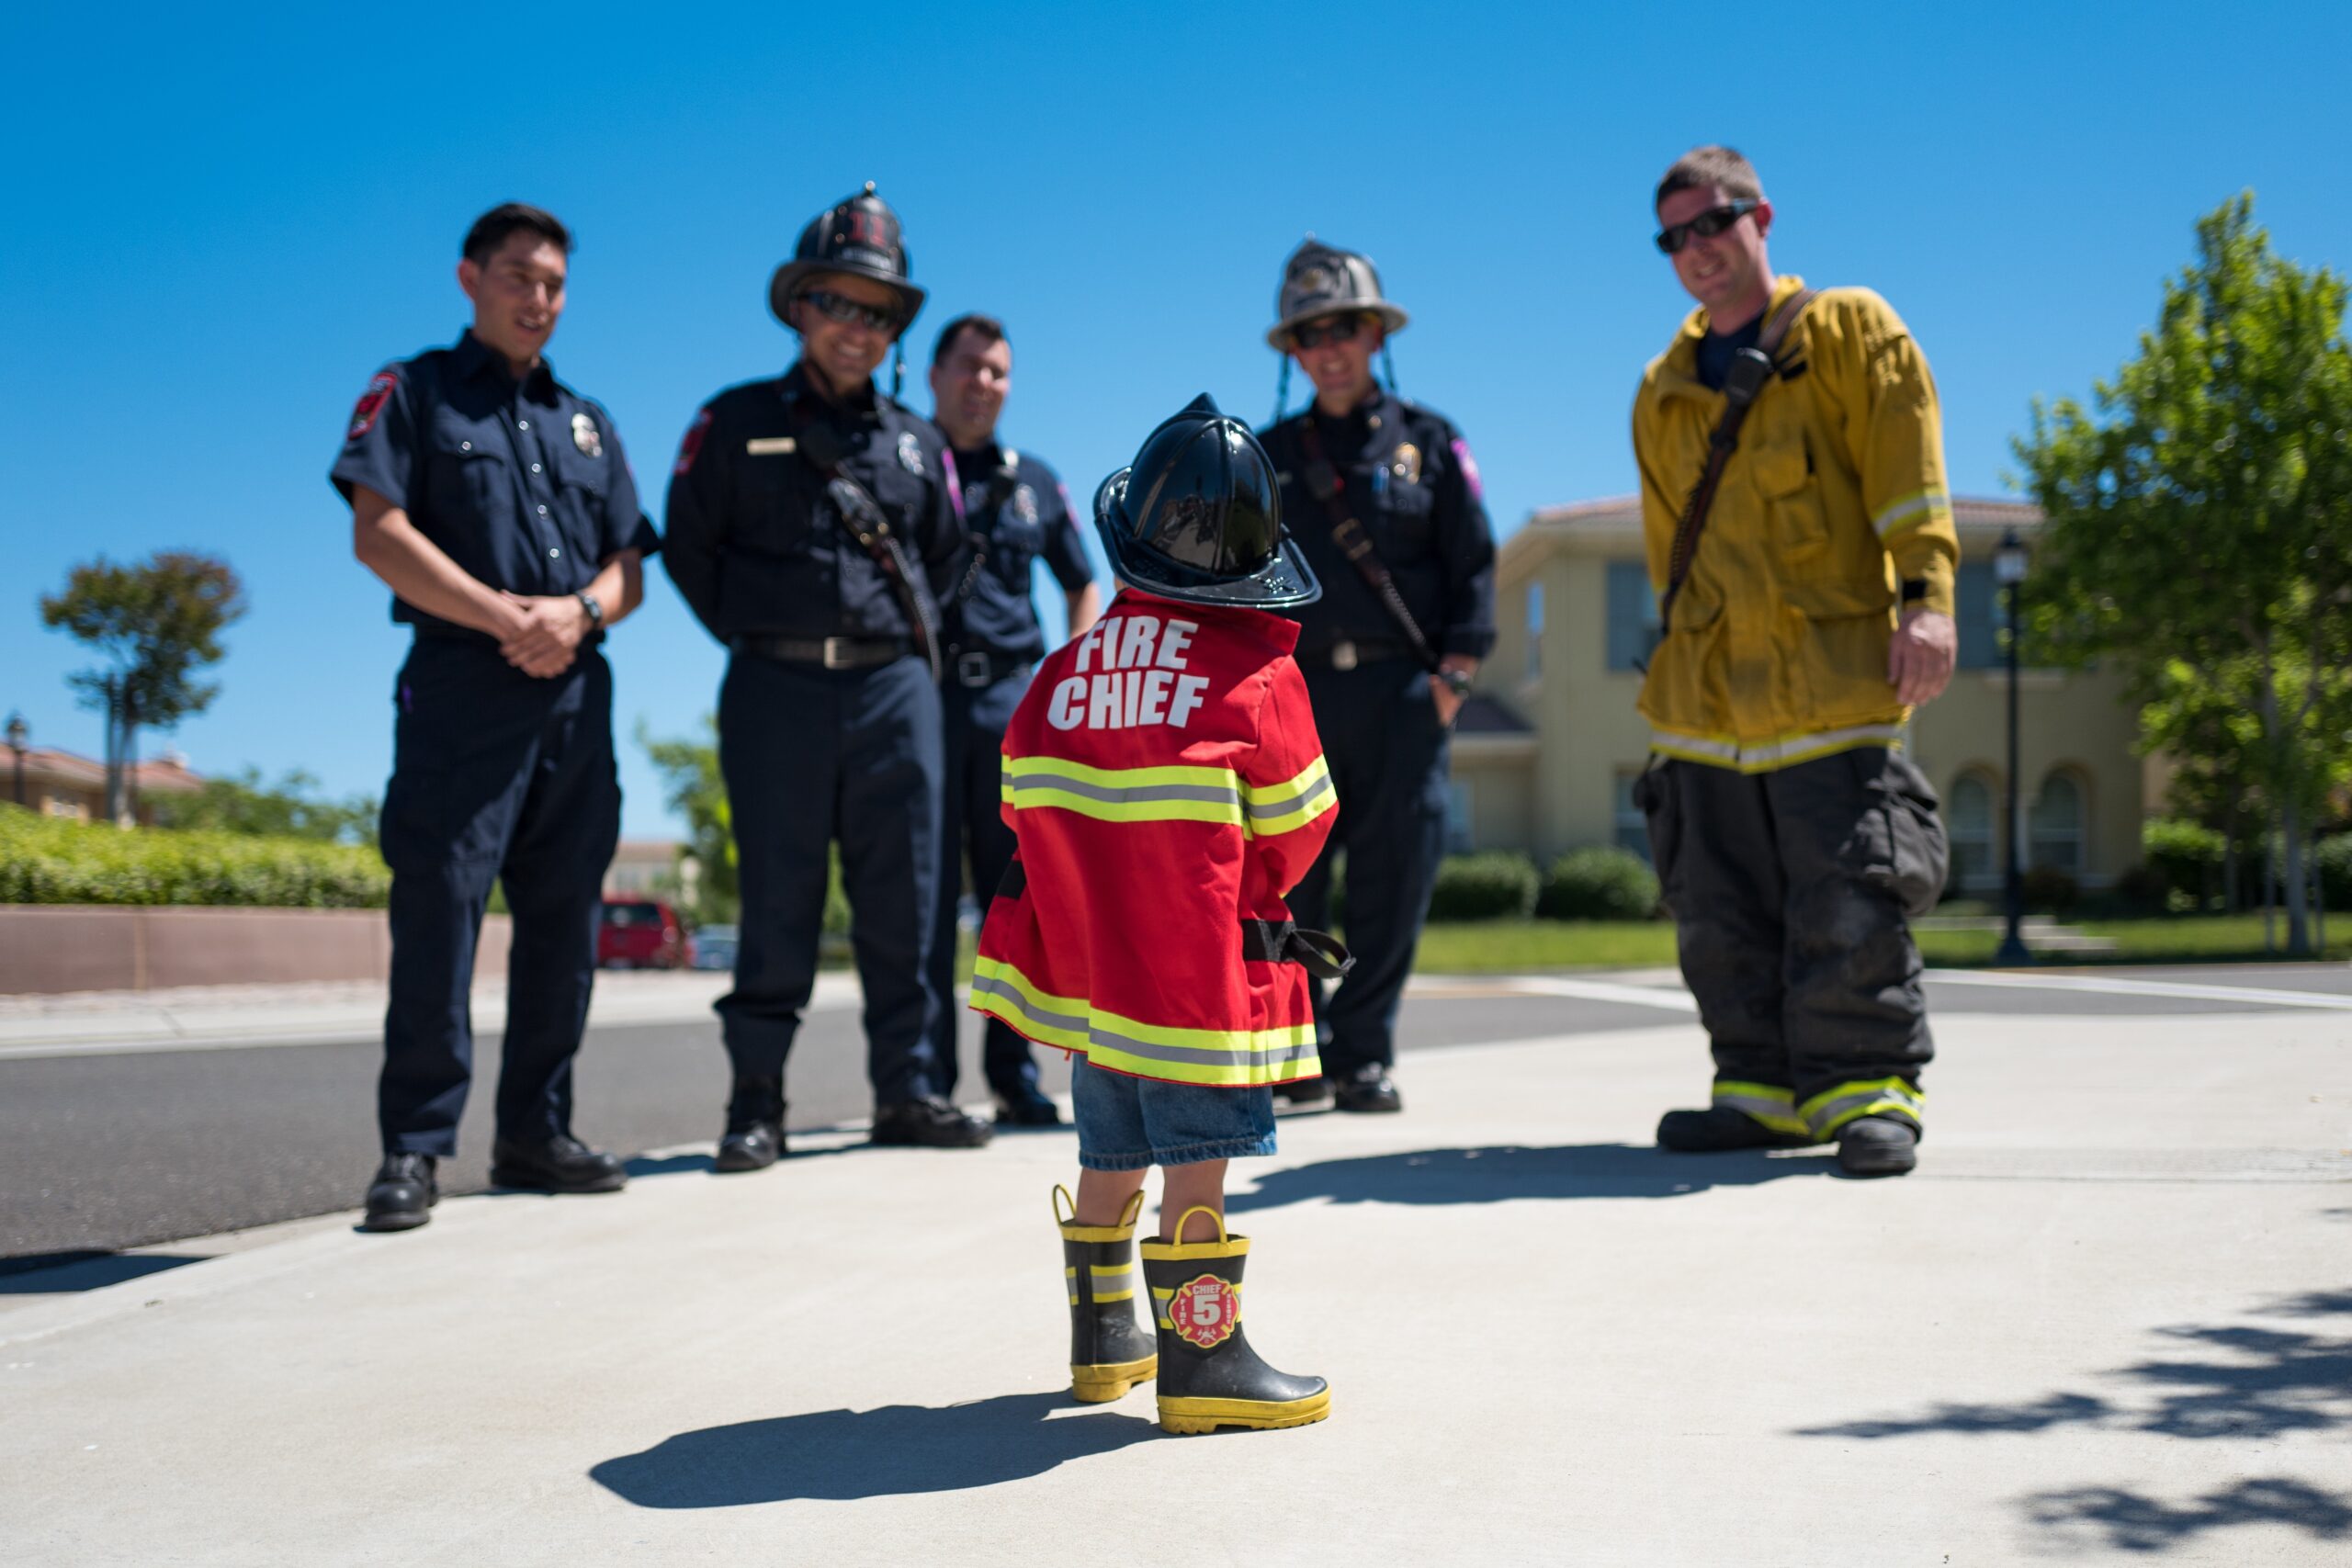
[1657,1105,1819,1153]
[716,1076,786,1172]
[1836,1115,1919,1178]
[1056,1187,1157,1403]
[1139,1206,1329,1435]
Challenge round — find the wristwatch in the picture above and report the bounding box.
[1439,667,1474,698]
[575,590,605,627]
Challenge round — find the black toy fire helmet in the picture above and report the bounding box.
[1265,237,1408,350]
[1093,394,1320,609]
[767,183,926,330]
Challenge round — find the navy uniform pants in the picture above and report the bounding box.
[378,637,620,1156]
[1636,747,1947,1136]
[1284,659,1451,1076]
[718,650,945,1105]
[923,671,1044,1100]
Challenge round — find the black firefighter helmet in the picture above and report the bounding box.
[768,183,926,329]
[1266,237,1408,350]
[1093,394,1320,610]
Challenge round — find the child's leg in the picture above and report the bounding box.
[1159,1158,1228,1242]
[1074,1168,1148,1226]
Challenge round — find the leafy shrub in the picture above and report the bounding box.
[1536,847,1661,921]
[1426,852,1540,921]
[0,805,389,908]
[2020,864,2080,914]
[2142,818,2225,902]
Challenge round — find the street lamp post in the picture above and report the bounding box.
[1994,531,2031,965]
[5,713,27,809]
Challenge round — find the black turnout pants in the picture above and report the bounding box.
[1636,746,1947,1132]
[718,650,944,1106]
[1285,659,1451,1076]
[379,638,620,1156]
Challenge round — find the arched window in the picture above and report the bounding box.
[1947,773,1996,888]
[2030,771,2086,874]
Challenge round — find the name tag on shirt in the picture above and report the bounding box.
[745,436,797,456]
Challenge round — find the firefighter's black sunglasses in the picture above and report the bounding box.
[798,288,900,333]
[1654,199,1762,255]
[1291,314,1370,350]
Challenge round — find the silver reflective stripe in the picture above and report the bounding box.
[1872,490,1950,536]
[970,975,1317,1076]
[1243,772,1335,818]
[1805,1085,1924,1134]
[1089,1266,1135,1297]
[1003,771,1241,810]
[1716,1092,1802,1124]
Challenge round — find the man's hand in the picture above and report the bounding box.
[498,592,591,679]
[1888,608,1957,706]
[1430,654,1478,727]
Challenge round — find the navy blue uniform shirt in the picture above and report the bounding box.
[942,445,1093,661]
[662,364,966,643]
[329,331,659,638]
[1694,313,1765,392]
[1259,391,1498,660]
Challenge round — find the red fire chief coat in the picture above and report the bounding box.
[970,588,1338,1087]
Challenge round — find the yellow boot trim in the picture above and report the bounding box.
[1158,1388,1331,1435]
[1138,1206,1248,1261]
[1070,1354,1159,1404]
[1054,1185,1145,1242]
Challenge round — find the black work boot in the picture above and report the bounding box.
[489,1134,628,1193]
[1657,1106,1819,1153]
[716,1076,786,1172]
[994,1084,1063,1128]
[1057,1187,1157,1403]
[1837,1116,1920,1178]
[360,1153,438,1233]
[1274,1077,1332,1110]
[1139,1208,1329,1435]
[871,1096,994,1148]
[1330,1064,1402,1114]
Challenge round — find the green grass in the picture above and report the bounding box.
[1408,914,2349,973]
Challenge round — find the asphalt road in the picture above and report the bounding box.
[6,964,2346,1264]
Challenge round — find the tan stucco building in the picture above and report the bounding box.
[1451,497,2152,892]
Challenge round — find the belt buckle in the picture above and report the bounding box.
[821,636,853,670]
[1331,639,1359,671]
[956,650,993,687]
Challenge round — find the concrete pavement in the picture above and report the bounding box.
[3,994,2347,1565]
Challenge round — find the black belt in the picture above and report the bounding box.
[947,649,1035,689]
[734,635,912,670]
[1299,638,1410,671]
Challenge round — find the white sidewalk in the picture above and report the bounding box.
[4,1005,2347,1564]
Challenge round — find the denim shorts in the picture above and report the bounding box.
[1070,1055,1278,1170]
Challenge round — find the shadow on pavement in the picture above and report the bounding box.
[1796,1284,2352,1553]
[1228,1144,1829,1213]
[0,1250,209,1293]
[590,1391,1157,1506]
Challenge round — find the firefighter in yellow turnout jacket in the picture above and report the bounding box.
[1632,146,1955,1178]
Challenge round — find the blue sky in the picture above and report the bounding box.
[4,1,2348,837]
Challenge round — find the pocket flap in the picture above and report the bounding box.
[1786,575,1894,619]
[1750,440,1809,498]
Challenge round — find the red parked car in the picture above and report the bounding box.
[597,898,694,970]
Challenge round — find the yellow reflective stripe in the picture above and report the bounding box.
[1800,1077,1925,1137]
[1871,488,1951,540]
[1711,1080,1809,1136]
[1001,754,1243,826]
[970,957,1320,1087]
[1650,724,1904,774]
[1240,755,1336,838]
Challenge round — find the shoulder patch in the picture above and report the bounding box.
[1450,438,1483,502]
[674,408,714,477]
[345,370,398,443]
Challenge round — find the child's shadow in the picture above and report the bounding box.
[590,1392,1157,1506]
[1227,1143,1831,1213]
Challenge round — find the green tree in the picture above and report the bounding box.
[2013,195,2352,953]
[639,716,737,923]
[40,551,248,826]
[154,766,379,846]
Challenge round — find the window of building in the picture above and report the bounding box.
[1446,777,1475,853]
[1524,581,1544,679]
[1606,561,1660,671]
[2029,771,2086,874]
[1612,770,1650,860]
[1947,772,1996,886]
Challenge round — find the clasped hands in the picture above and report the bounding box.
[494,592,592,678]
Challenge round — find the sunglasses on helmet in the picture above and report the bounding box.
[797,288,900,333]
[1290,314,1369,351]
[1654,198,1762,255]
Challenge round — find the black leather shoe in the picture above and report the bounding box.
[360,1153,438,1233]
[1656,1106,1818,1153]
[1330,1064,1403,1114]
[716,1076,786,1172]
[1274,1077,1332,1109]
[489,1134,628,1193]
[871,1096,995,1148]
[992,1086,1063,1128]
[1837,1116,1919,1178]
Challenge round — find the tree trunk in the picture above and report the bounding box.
[2283,796,2310,956]
[2263,826,2277,953]
[101,677,126,826]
